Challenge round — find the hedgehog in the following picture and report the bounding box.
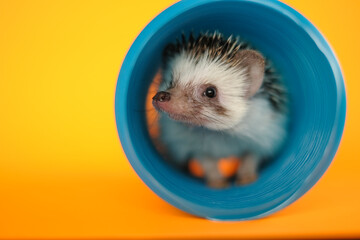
[152,31,288,188]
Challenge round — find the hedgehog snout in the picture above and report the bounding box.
[153,91,171,102]
[152,91,172,112]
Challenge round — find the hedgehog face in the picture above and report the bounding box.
[153,33,265,130]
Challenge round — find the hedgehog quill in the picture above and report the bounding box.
[152,32,288,188]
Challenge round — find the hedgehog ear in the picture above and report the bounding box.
[236,49,265,98]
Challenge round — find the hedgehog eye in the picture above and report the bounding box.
[204,87,216,98]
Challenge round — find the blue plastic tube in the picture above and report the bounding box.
[115,0,346,220]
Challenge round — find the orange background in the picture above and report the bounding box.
[0,0,360,239]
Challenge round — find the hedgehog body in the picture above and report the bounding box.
[153,32,288,187]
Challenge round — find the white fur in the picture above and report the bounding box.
[229,96,288,157]
[161,50,250,130]
[157,48,288,183]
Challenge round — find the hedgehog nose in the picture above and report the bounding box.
[153,91,171,102]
